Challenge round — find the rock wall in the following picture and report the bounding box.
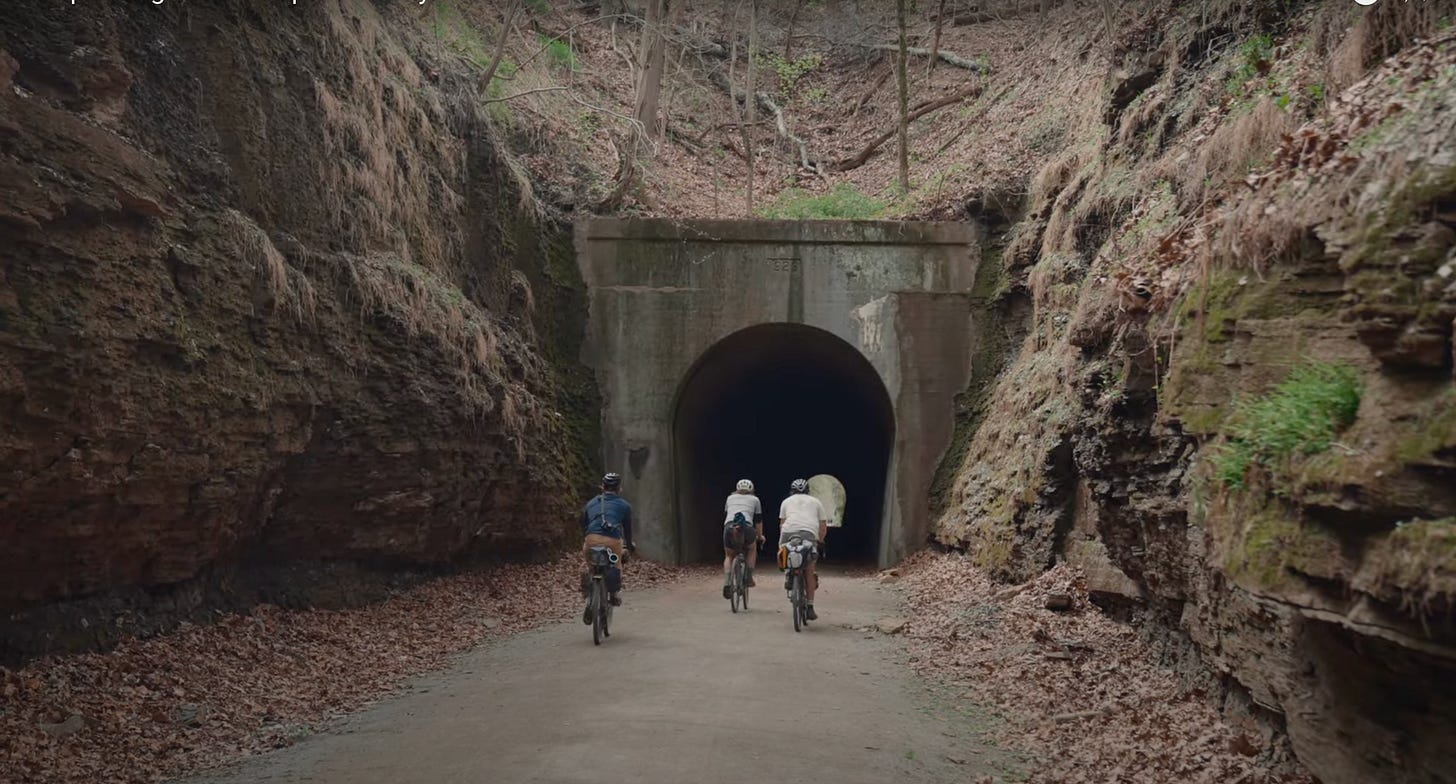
[0,0,595,660]
[932,3,1456,782]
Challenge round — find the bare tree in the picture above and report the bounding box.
[785,0,807,61]
[634,0,669,140]
[928,0,948,75]
[743,0,759,215]
[479,0,525,92]
[895,0,910,192]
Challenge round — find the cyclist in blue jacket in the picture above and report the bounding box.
[580,472,636,616]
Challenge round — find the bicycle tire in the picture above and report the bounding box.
[603,593,612,638]
[591,581,604,646]
[791,572,803,633]
[731,556,744,613]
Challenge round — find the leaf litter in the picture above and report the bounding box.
[0,555,693,784]
[896,552,1314,784]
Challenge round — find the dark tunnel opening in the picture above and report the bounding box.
[673,324,895,564]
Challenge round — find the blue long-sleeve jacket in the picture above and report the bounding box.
[580,492,633,543]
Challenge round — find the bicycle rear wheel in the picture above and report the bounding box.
[731,556,744,613]
[790,573,803,633]
[591,582,604,646]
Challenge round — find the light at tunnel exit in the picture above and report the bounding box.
[672,324,895,564]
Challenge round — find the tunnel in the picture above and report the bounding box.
[672,323,896,564]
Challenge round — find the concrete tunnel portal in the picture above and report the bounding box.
[673,324,895,564]
[577,218,982,569]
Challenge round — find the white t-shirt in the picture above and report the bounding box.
[779,493,826,537]
[724,493,762,524]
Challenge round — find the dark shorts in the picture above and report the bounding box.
[779,529,818,547]
[723,522,756,552]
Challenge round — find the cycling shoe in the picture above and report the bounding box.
[805,605,818,621]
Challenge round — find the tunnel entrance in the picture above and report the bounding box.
[672,324,895,564]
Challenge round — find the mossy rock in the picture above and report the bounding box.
[1361,518,1456,615]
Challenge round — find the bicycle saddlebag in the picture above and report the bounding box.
[588,546,616,567]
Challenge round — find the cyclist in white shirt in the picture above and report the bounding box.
[778,478,827,620]
[722,479,765,599]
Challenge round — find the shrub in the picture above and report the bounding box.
[759,184,887,220]
[1212,361,1363,488]
[537,34,578,71]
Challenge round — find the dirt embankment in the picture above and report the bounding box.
[0,0,598,661]
[923,3,1456,783]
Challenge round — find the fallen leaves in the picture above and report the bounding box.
[897,553,1314,784]
[0,554,691,784]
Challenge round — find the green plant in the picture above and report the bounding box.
[1306,82,1326,103]
[537,33,578,71]
[756,52,823,100]
[524,0,550,12]
[803,87,829,103]
[1212,361,1363,488]
[1226,34,1275,95]
[758,183,887,220]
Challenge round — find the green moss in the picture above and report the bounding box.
[928,251,1027,518]
[1395,390,1456,463]
[1370,518,1456,608]
[1226,503,1342,590]
[1211,361,1363,488]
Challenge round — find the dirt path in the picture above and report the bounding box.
[188,569,1011,784]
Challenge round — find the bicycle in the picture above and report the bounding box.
[724,518,757,613]
[585,545,623,645]
[781,535,816,632]
[728,546,750,613]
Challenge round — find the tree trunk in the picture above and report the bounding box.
[785,0,806,61]
[479,0,525,93]
[633,0,669,140]
[895,0,910,192]
[743,0,758,215]
[928,0,947,76]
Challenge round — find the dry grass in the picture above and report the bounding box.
[343,252,508,400]
[310,3,467,269]
[1180,98,1302,207]
[227,209,317,325]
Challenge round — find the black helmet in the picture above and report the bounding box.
[790,478,808,493]
[602,472,622,490]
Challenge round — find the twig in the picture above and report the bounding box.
[483,86,570,104]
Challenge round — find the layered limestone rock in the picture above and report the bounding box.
[932,5,1456,781]
[0,1,594,659]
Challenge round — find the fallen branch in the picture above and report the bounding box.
[482,86,570,104]
[708,69,822,174]
[869,44,988,74]
[1051,709,1109,724]
[830,84,981,172]
[852,66,892,119]
[756,90,819,174]
[691,119,770,145]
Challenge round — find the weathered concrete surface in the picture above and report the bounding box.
[577,219,983,567]
[188,572,1009,784]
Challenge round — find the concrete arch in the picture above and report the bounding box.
[672,323,896,563]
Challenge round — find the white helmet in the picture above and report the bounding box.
[736,478,754,493]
